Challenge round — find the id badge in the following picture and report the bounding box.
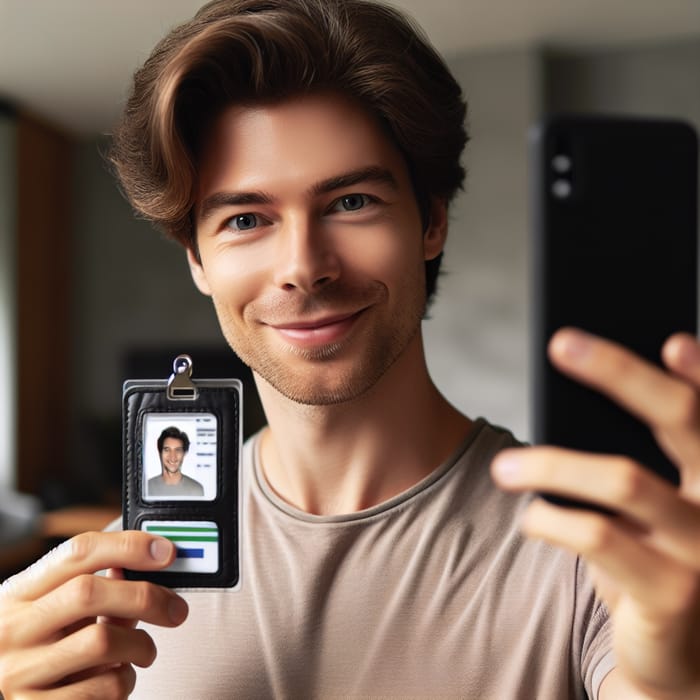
[122,354,242,589]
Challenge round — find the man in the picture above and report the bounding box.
[0,1,699,698]
[147,427,204,498]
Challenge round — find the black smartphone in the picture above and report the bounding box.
[530,114,698,505]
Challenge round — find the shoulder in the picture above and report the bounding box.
[468,418,524,456]
[443,418,524,502]
[181,474,204,493]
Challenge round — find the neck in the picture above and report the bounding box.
[255,332,472,515]
[161,469,183,484]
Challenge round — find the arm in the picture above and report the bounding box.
[492,329,700,700]
[0,531,188,698]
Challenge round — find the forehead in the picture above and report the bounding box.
[196,92,411,200]
[162,437,184,449]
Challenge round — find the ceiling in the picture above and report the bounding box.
[0,0,698,136]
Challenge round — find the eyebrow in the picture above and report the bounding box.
[197,165,399,223]
[310,165,399,197]
[198,191,274,223]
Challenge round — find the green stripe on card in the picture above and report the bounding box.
[146,525,218,533]
[162,535,218,542]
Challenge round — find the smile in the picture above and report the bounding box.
[268,310,365,348]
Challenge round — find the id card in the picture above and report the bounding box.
[122,355,242,589]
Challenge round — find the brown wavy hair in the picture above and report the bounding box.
[109,0,468,301]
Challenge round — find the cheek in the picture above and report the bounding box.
[338,213,423,268]
[203,249,269,311]
[348,226,424,287]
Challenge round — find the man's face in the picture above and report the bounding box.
[160,437,186,475]
[189,93,446,405]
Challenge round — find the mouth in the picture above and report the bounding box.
[267,309,366,347]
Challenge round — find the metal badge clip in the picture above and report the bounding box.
[167,354,199,401]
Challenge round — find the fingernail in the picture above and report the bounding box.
[150,537,173,562]
[169,595,189,624]
[673,334,700,368]
[554,328,592,360]
[492,453,522,484]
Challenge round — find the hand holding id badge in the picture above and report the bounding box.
[122,354,242,588]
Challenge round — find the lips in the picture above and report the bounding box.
[268,309,365,347]
[271,311,360,330]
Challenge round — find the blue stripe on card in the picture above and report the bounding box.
[176,547,204,559]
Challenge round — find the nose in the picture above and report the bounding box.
[273,216,341,293]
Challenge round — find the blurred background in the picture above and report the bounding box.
[0,0,698,574]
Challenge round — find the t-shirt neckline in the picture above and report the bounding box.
[252,417,489,524]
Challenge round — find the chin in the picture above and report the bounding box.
[257,358,397,406]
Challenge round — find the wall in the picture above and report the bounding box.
[0,111,16,490]
[72,139,224,422]
[546,39,700,127]
[424,48,542,441]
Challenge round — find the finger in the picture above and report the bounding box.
[52,664,137,700]
[662,333,700,386]
[2,575,188,648]
[6,623,156,688]
[521,499,697,618]
[548,328,692,429]
[492,447,700,570]
[656,334,700,497]
[99,567,138,628]
[0,663,136,700]
[0,531,175,602]
[105,567,124,580]
[549,328,700,495]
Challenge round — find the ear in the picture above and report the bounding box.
[423,197,448,261]
[186,247,212,296]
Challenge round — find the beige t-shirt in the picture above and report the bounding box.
[129,419,614,699]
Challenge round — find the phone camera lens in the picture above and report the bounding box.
[551,179,572,199]
[551,154,572,173]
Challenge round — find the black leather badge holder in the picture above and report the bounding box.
[122,354,242,589]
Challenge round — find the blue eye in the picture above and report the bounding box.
[228,213,258,231]
[337,194,369,211]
